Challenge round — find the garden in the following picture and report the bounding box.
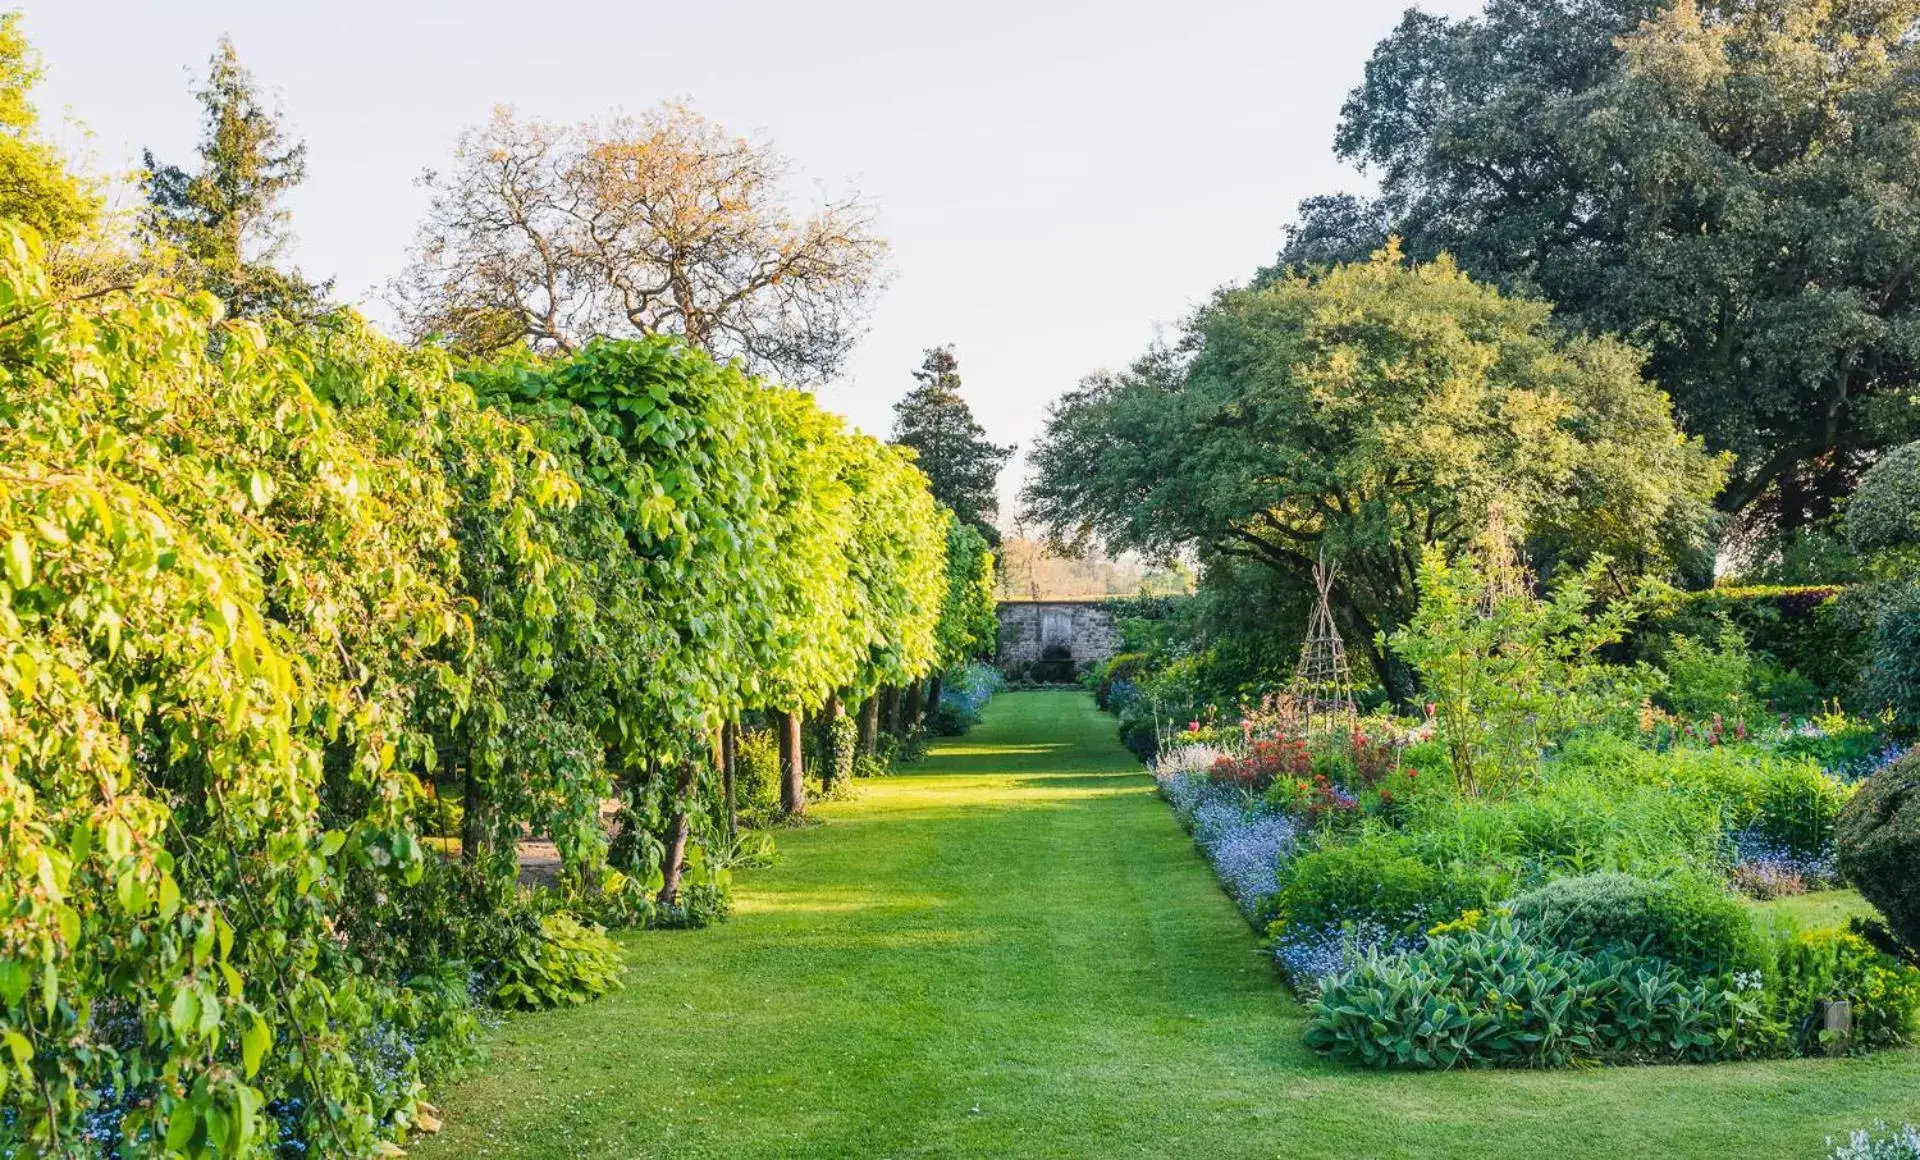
[15,0,1920,1154]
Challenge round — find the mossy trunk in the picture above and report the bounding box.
[857,695,879,756]
[721,720,739,841]
[821,693,846,791]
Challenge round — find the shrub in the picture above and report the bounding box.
[1859,579,1920,731]
[1766,927,1920,1052]
[1270,838,1501,942]
[1304,919,1755,1068]
[1837,747,1920,958]
[931,661,1004,735]
[1661,620,1755,720]
[1848,441,1920,556]
[1554,734,1850,860]
[1831,1123,1920,1160]
[491,912,625,1010]
[1387,544,1651,796]
[1634,585,1865,707]
[1773,713,1892,780]
[1507,872,1761,976]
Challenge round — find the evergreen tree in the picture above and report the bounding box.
[891,346,1014,544]
[144,36,327,319]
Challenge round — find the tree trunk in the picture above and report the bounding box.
[821,693,846,791]
[902,680,924,732]
[721,720,738,841]
[460,760,490,869]
[925,673,944,727]
[857,695,879,756]
[657,755,697,907]
[882,685,903,736]
[778,708,806,818]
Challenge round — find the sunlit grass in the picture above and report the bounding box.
[415,691,1920,1160]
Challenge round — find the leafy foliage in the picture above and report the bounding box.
[1388,543,1652,795]
[1508,872,1761,977]
[0,209,958,1154]
[491,913,625,1010]
[1306,919,1763,1069]
[1766,927,1920,1053]
[1837,747,1920,959]
[0,14,98,245]
[1024,245,1723,702]
[1281,0,1920,528]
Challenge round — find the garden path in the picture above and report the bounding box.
[415,691,1920,1159]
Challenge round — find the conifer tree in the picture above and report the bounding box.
[891,345,1014,544]
[144,36,328,319]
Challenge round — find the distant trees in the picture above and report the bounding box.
[142,36,329,320]
[1274,0,1920,539]
[891,346,1013,543]
[1023,246,1725,704]
[396,104,888,382]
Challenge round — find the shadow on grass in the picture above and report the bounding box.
[1005,772,1151,791]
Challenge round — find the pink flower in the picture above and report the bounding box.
[1187,720,1201,733]
[1424,702,1437,718]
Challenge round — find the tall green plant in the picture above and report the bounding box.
[1388,540,1652,795]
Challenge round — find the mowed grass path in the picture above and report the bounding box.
[418,691,1920,1159]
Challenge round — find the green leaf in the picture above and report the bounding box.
[5,531,29,589]
[241,1011,270,1078]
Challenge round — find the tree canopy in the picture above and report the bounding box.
[1023,245,1725,702]
[0,208,956,1151]
[0,13,97,244]
[396,104,888,382]
[1274,0,1920,537]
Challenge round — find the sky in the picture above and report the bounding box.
[25,0,1482,516]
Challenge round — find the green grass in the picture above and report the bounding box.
[1751,889,1882,935]
[416,691,1920,1159]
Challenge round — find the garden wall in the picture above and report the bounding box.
[996,599,1120,677]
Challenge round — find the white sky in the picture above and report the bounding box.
[25,0,1481,515]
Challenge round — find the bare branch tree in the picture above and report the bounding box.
[393,103,888,383]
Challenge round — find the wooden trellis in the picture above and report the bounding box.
[1290,555,1356,733]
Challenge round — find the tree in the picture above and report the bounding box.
[0,13,97,244]
[143,36,327,319]
[396,104,888,383]
[1022,245,1726,704]
[1276,0,1920,538]
[1388,538,1651,796]
[891,346,1014,543]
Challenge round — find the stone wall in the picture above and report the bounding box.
[995,599,1121,677]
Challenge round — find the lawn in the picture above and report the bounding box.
[415,690,1920,1159]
